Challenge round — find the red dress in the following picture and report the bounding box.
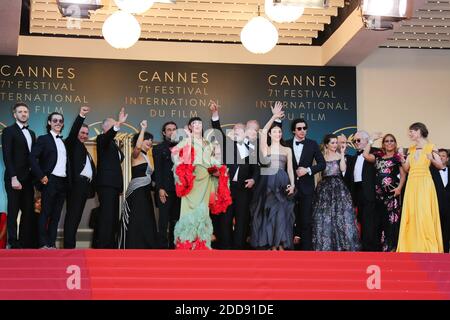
[0,213,7,249]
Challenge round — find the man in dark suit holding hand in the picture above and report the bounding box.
[209,100,260,249]
[2,102,37,248]
[94,107,127,249]
[286,118,325,250]
[63,106,96,249]
[153,121,181,249]
[30,112,70,249]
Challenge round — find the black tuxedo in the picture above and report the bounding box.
[286,137,325,250]
[30,131,70,248]
[63,115,96,248]
[94,127,124,248]
[153,139,181,249]
[346,150,378,251]
[1,123,37,248]
[430,165,450,252]
[211,118,260,249]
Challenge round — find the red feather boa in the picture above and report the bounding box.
[209,165,232,215]
[174,144,196,197]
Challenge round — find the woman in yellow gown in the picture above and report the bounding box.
[397,122,445,253]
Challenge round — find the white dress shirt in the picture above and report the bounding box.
[79,153,93,180]
[50,130,67,177]
[354,153,365,182]
[293,138,304,164]
[232,142,250,181]
[440,167,448,188]
[17,121,32,152]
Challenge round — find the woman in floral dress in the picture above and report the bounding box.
[363,133,406,252]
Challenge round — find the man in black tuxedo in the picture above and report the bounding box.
[345,131,378,251]
[94,107,127,249]
[1,103,37,248]
[432,149,450,252]
[286,118,325,250]
[209,101,259,249]
[63,106,96,249]
[30,112,70,249]
[153,121,181,249]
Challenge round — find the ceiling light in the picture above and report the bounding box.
[265,0,304,23]
[102,11,141,49]
[241,16,279,54]
[56,0,103,18]
[273,0,329,8]
[114,0,154,14]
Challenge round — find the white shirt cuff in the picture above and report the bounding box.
[113,126,120,132]
[211,115,219,121]
[307,167,312,175]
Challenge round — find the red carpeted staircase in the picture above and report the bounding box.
[0,250,449,300]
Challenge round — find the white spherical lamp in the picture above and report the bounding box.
[102,11,141,49]
[114,0,154,14]
[264,0,304,23]
[240,16,279,54]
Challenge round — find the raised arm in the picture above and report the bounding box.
[132,120,147,159]
[260,109,284,157]
[429,149,445,170]
[339,144,347,173]
[66,106,89,148]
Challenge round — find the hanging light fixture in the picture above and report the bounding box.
[264,0,304,23]
[114,0,154,14]
[102,10,141,49]
[241,6,278,54]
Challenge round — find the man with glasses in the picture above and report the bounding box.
[345,130,377,251]
[286,118,325,250]
[63,106,96,249]
[30,112,70,249]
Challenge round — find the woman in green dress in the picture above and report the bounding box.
[172,117,231,249]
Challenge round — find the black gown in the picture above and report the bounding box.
[119,162,158,249]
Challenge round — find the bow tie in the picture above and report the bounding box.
[295,140,304,146]
[56,135,63,139]
[21,125,29,130]
[442,168,448,172]
[356,150,363,156]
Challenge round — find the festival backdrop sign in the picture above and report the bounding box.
[0,55,356,210]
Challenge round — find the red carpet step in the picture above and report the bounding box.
[0,250,449,300]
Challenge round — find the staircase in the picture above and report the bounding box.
[0,250,449,300]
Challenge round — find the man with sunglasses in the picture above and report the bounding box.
[30,112,70,249]
[345,131,377,251]
[286,118,325,250]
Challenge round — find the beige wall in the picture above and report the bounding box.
[357,48,450,149]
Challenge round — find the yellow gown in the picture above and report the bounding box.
[397,143,443,253]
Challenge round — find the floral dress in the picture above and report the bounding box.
[374,151,402,252]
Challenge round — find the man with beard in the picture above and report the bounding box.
[153,121,181,249]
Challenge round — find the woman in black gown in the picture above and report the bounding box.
[119,120,158,249]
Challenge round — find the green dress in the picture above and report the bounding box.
[172,138,221,249]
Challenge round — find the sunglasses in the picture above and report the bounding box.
[355,139,362,143]
[384,140,395,143]
[51,119,64,124]
[295,126,307,131]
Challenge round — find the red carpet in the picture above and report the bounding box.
[0,250,449,300]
